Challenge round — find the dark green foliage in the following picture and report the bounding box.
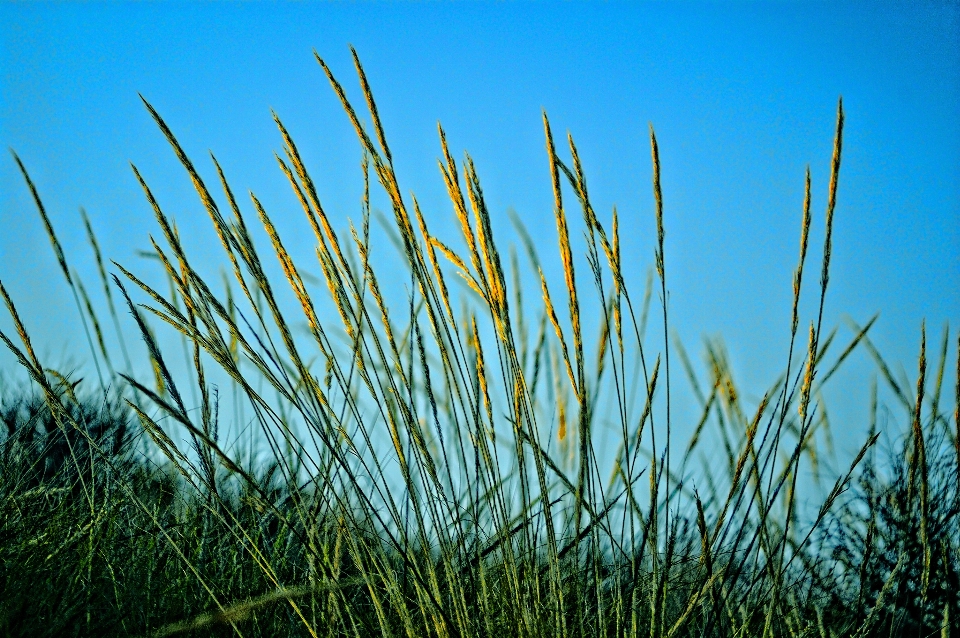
[1,388,955,637]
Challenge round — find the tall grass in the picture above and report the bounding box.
[1,50,957,637]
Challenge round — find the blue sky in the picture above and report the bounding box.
[1,3,957,464]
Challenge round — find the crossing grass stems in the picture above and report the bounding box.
[1,49,958,637]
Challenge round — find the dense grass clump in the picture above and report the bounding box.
[1,49,957,637]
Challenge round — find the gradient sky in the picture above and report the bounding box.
[1,3,957,465]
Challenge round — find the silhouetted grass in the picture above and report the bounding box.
[1,49,957,637]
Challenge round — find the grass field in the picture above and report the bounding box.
[1,50,957,637]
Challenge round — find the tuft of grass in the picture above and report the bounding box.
[1,50,957,637]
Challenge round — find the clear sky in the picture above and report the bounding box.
[1,3,957,465]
